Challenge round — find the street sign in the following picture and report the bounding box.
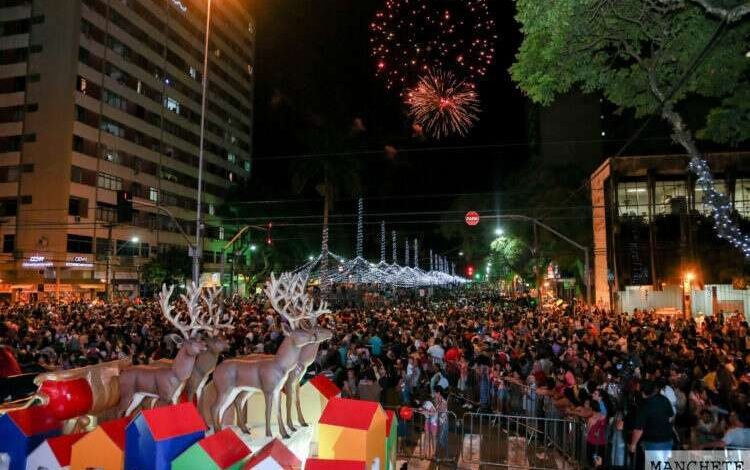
[465,211,480,226]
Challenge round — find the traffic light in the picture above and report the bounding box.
[265,222,273,245]
[117,190,133,223]
[466,265,474,277]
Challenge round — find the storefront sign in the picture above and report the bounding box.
[23,256,53,268]
[65,256,94,268]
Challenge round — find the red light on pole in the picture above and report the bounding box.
[466,265,474,277]
[266,222,273,245]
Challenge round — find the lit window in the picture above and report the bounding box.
[208,204,215,216]
[103,147,119,163]
[136,80,143,94]
[78,77,87,94]
[243,160,251,172]
[228,172,234,182]
[617,181,648,217]
[189,67,197,80]
[734,179,750,217]
[227,153,236,164]
[654,181,687,215]
[219,226,225,240]
[96,172,122,191]
[165,97,180,113]
[148,187,158,202]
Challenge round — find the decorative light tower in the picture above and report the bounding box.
[405,240,410,268]
[414,239,419,269]
[320,225,330,295]
[356,198,364,259]
[380,221,386,264]
[392,230,397,264]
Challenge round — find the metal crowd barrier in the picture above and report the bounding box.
[462,411,586,469]
[387,405,461,469]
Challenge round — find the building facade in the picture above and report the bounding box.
[0,0,253,300]
[591,152,750,310]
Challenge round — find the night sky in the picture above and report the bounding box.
[248,0,527,185]
[239,0,679,266]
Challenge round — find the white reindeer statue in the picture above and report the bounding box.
[210,272,325,438]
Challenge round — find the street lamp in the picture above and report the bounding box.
[106,236,142,301]
[249,244,257,252]
[683,271,695,318]
[308,255,315,261]
[193,0,214,285]
[494,227,504,236]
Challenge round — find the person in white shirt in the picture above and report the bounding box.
[701,411,750,449]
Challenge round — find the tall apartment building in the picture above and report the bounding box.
[0,0,254,301]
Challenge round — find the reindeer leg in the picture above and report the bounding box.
[116,374,135,417]
[296,380,308,427]
[212,391,226,432]
[264,392,273,438]
[284,376,297,433]
[235,393,250,434]
[276,388,290,439]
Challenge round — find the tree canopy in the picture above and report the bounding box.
[511,0,750,255]
[511,0,750,145]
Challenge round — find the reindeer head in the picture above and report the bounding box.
[265,272,330,347]
[159,283,209,354]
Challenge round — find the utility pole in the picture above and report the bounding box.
[104,223,114,301]
[193,0,213,286]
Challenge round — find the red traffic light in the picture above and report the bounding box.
[466,265,474,277]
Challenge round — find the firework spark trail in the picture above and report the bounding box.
[370,0,497,93]
[406,70,480,139]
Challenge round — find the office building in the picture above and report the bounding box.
[0,0,254,300]
[591,152,750,310]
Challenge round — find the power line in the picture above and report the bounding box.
[252,136,673,162]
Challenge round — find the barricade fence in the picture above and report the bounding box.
[386,381,592,469]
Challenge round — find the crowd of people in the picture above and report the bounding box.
[1,289,750,468]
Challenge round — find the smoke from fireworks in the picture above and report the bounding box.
[370,0,497,93]
[406,70,480,139]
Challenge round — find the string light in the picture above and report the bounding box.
[392,230,398,264]
[380,221,386,264]
[690,156,750,256]
[294,200,467,287]
[356,198,364,259]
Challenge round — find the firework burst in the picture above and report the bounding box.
[406,70,480,139]
[370,0,497,93]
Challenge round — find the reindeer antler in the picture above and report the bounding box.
[265,272,305,330]
[201,286,233,336]
[161,283,193,339]
[161,282,210,339]
[265,272,330,332]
